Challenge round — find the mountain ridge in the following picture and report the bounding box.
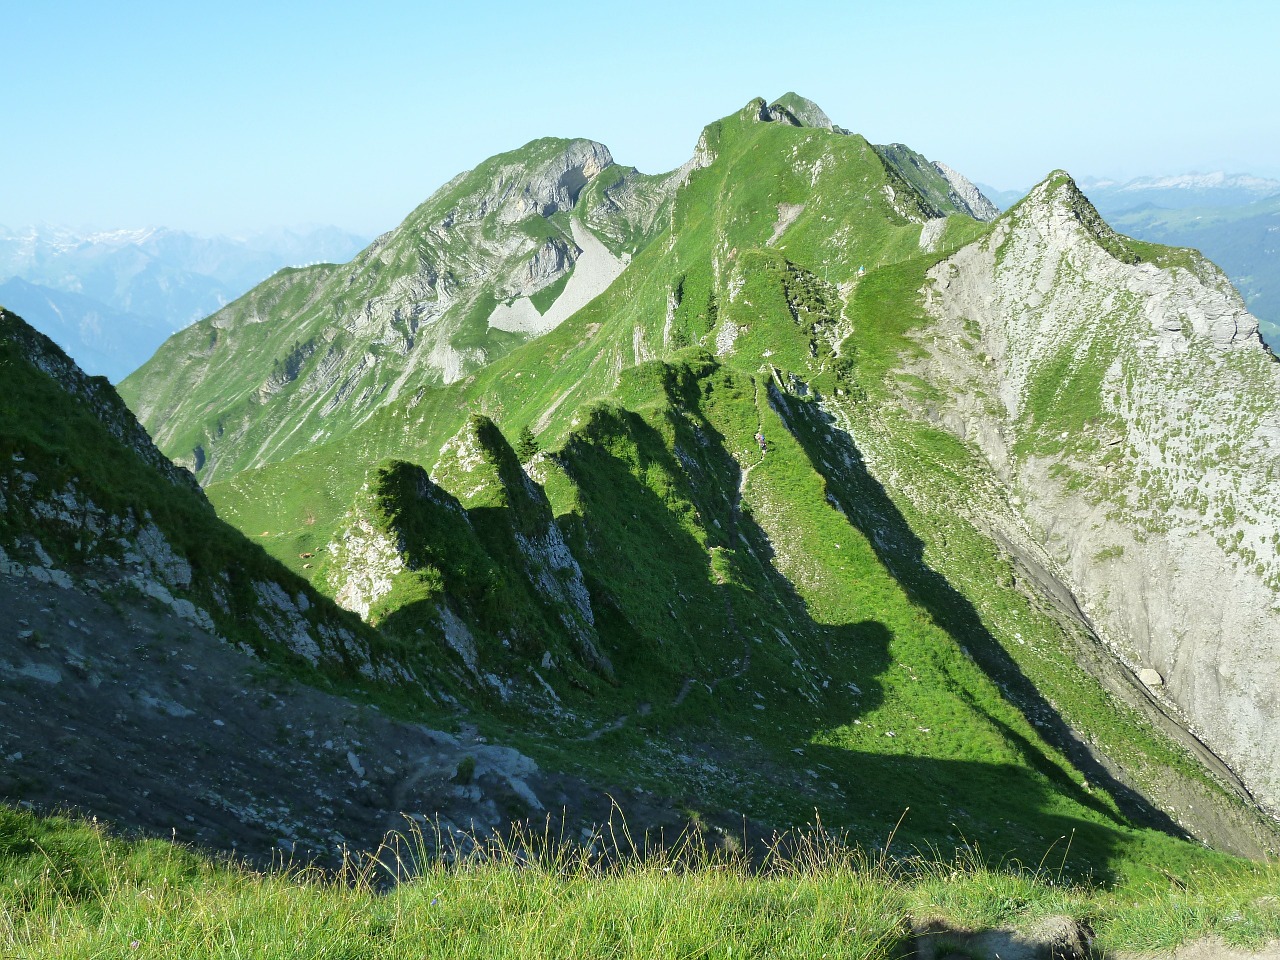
[18,95,1280,876]
[901,168,1280,814]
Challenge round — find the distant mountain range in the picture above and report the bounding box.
[0,224,370,381]
[1079,172,1280,213]
[981,172,1280,214]
[979,173,1280,347]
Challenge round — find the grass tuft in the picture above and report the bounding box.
[2,804,1278,958]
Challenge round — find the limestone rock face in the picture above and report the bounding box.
[451,139,613,224]
[122,138,649,481]
[911,170,1280,812]
[328,515,405,620]
[751,97,802,126]
[932,160,1001,222]
[691,128,717,171]
[769,93,833,129]
[488,219,624,336]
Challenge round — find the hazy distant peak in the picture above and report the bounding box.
[1075,171,1280,215]
[1094,172,1280,195]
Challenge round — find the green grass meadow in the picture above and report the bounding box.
[3,805,1278,958]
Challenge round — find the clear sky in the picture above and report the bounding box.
[4,0,1276,236]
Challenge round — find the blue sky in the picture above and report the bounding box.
[4,0,1276,235]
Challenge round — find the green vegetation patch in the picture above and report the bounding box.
[529,269,572,315]
[3,804,1278,959]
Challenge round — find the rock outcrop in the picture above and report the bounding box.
[932,160,1001,222]
[911,171,1280,813]
[0,308,394,683]
[323,416,609,705]
[875,142,1001,222]
[769,92,834,130]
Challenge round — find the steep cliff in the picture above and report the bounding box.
[905,171,1280,814]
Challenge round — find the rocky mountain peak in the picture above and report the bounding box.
[931,161,1000,222]
[1001,170,1261,350]
[1021,169,1134,237]
[1024,170,1111,226]
[523,138,614,218]
[769,93,833,129]
[1020,171,1182,262]
[745,97,802,126]
[445,138,615,226]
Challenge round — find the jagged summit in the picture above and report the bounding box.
[1032,170,1150,256]
[1013,169,1261,341]
[770,92,834,129]
[1005,169,1122,237]
[743,93,839,130]
[743,95,800,126]
[435,137,614,222]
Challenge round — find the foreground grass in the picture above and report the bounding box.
[3,807,1278,959]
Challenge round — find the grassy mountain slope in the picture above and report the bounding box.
[117,138,680,483]
[115,97,1280,878]
[202,95,980,578]
[0,308,397,682]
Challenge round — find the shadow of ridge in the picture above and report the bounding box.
[801,741,1130,884]
[363,364,1132,876]
[540,375,1135,876]
[767,378,1189,842]
[555,396,894,717]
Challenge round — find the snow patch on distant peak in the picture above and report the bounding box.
[1117,172,1280,193]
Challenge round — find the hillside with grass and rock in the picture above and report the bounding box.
[0,223,370,382]
[5,93,1280,956]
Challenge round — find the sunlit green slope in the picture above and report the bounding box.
[120,97,1280,872]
